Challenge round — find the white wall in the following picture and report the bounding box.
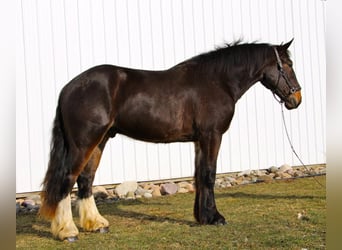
[16,0,326,193]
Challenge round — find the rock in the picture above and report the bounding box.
[286,169,295,176]
[250,176,258,183]
[241,180,251,185]
[27,194,41,204]
[278,164,292,173]
[177,181,190,188]
[106,189,116,198]
[268,173,275,178]
[115,181,138,198]
[257,175,274,182]
[215,178,224,185]
[282,173,292,179]
[185,183,195,193]
[135,186,148,196]
[268,166,278,173]
[252,170,265,177]
[160,183,178,195]
[235,176,245,185]
[143,192,153,198]
[293,171,304,177]
[22,199,35,207]
[142,183,154,190]
[126,191,135,200]
[225,176,237,183]
[152,186,162,197]
[238,169,251,177]
[93,186,109,199]
[177,187,189,193]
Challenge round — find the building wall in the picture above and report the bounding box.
[16,0,326,193]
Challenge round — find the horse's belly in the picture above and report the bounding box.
[114,106,194,143]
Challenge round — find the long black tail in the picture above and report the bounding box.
[40,102,71,219]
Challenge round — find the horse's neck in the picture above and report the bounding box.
[221,66,264,102]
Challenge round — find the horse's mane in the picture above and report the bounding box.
[180,41,278,76]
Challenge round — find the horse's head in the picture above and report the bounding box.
[261,39,302,110]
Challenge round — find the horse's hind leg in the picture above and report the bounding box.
[77,137,110,233]
[49,146,95,241]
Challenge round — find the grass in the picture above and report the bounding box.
[16,176,326,249]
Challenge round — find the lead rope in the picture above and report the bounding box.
[280,103,325,188]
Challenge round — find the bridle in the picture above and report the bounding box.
[271,47,301,104]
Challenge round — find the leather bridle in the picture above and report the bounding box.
[272,47,301,104]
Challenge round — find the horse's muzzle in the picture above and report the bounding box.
[285,91,302,110]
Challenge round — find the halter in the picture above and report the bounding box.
[272,47,301,103]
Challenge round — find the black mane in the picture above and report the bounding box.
[182,42,276,77]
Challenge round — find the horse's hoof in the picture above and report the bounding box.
[64,236,78,242]
[97,227,109,233]
[215,220,227,226]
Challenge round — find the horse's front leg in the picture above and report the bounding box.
[193,132,226,225]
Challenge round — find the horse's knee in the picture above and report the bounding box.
[78,195,109,232]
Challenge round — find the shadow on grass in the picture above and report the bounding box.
[98,199,198,227]
[215,191,325,200]
[16,213,52,238]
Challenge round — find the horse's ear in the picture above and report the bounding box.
[281,38,294,51]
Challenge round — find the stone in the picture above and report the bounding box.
[177,181,190,188]
[27,194,41,203]
[286,169,295,176]
[278,164,292,173]
[126,191,135,200]
[93,186,109,199]
[225,176,237,183]
[135,186,148,196]
[268,173,275,178]
[238,169,251,177]
[143,192,153,198]
[252,170,265,177]
[268,166,278,173]
[215,178,224,185]
[257,175,274,182]
[106,189,116,198]
[185,183,195,193]
[152,186,162,197]
[177,187,189,193]
[160,183,178,195]
[282,173,292,179]
[293,171,304,177]
[22,199,35,207]
[115,181,138,198]
[241,180,251,185]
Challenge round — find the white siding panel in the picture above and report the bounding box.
[16,0,326,193]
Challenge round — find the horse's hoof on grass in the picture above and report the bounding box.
[97,227,109,233]
[64,236,78,242]
[215,220,227,226]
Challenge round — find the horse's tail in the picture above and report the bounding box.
[40,102,70,220]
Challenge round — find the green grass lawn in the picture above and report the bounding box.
[16,176,326,249]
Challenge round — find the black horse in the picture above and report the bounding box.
[40,40,301,241]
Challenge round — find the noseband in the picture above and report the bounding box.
[272,47,301,103]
